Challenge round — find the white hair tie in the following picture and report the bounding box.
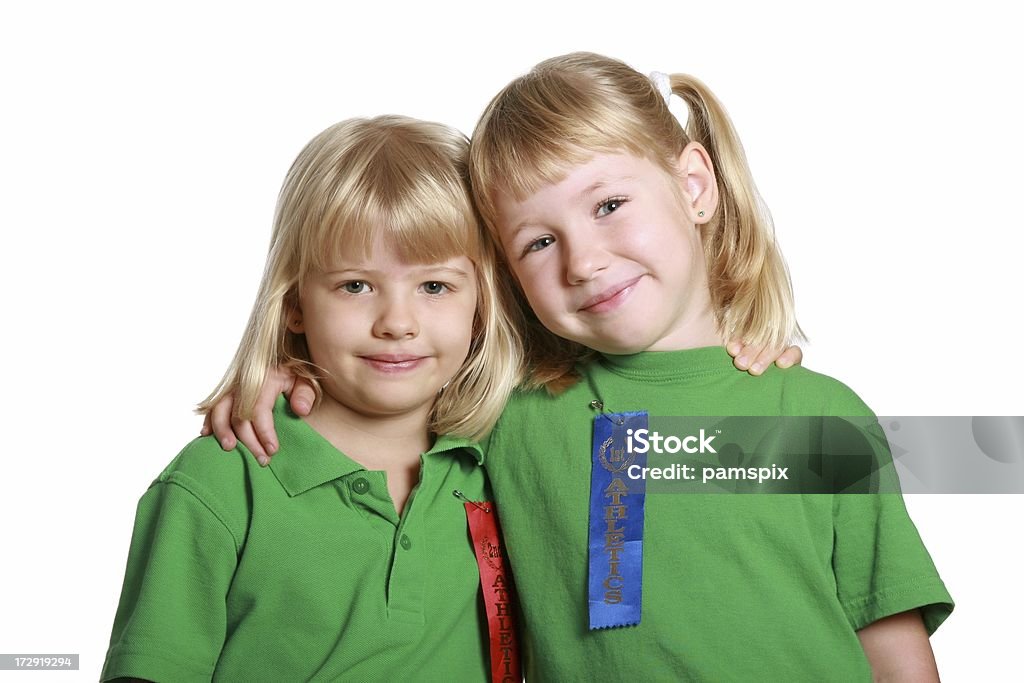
[649,71,672,105]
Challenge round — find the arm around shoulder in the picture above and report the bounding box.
[202,367,310,464]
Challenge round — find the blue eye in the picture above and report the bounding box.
[422,281,449,295]
[596,197,627,217]
[525,235,555,255]
[341,281,367,294]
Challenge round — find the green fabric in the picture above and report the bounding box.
[486,346,953,682]
[102,398,490,682]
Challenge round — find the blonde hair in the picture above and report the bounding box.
[199,115,523,440]
[470,52,803,392]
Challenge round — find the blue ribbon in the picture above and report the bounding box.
[587,410,648,629]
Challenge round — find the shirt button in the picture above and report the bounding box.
[400,534,412,550]
[352,478,369,494]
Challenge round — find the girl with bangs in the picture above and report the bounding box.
[102,116,522,681]
[463,53,951,680]
[208,53,950,680]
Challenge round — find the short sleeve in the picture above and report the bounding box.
[101,472,240,682]
[832,493,953,633]
[825,379,953,634]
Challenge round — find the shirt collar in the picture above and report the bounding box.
[264,397,484,496]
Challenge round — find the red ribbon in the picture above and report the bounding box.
[464,501,522,683]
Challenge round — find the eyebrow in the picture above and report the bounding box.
[576,176,637,204]
[322,266,471,280]
[506,218,539,241]
[413,266,471,280]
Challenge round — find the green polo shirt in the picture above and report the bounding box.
[102,398,490,682]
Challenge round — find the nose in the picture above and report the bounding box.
[564,235,609,285]
[372,295,418,339]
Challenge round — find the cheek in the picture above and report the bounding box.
[456,307,477,351]
[301,320,345,361]
[439,295,479,356]
[508,258,560,314]
[524,285,567,332]
[302,299,361,348]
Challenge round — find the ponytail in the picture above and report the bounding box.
[669,74,803,350]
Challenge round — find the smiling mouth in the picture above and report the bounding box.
[579,276,643,313]
[359,355,429,372]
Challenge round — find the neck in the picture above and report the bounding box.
[304,394,432,469]
[647,299,724,352]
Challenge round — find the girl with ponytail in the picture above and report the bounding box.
[466,52,950,680]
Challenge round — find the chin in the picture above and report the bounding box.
[562,319,654,354]
[584,338,650,356]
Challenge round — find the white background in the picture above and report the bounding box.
[1,1,1021,680]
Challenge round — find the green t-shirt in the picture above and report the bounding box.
[485,346,953,681]
[102,399,491,682]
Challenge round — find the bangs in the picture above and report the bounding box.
[471,65,665,227]
[278,116,481,281]
[306,162,480,274]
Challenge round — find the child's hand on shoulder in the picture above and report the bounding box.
[200,367,315,465]
[727,341,802,376]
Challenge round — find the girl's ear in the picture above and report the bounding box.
[286,306,305,334]
[676,142,719,224]
[285,286,305,333]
